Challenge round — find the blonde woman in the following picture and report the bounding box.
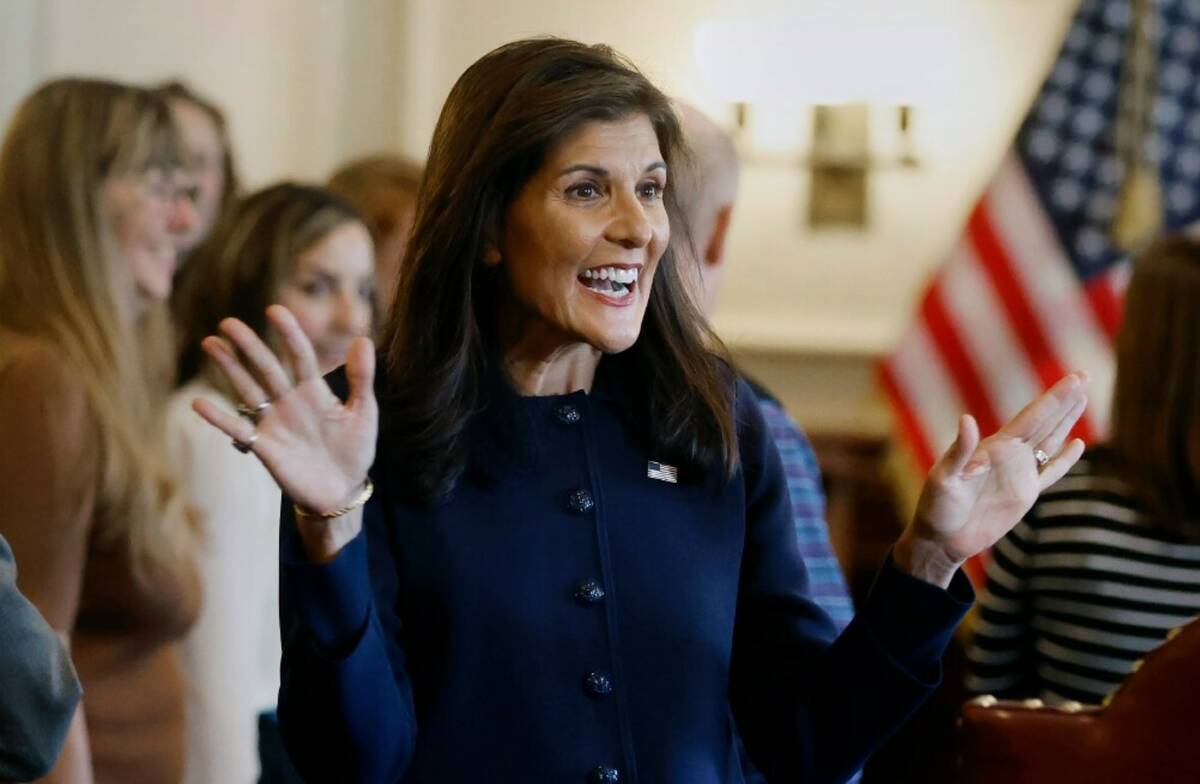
[0,79,202,783]
[169,183,374,784]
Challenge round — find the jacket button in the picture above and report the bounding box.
[573,579,605,604]
[556,404,582,425]
[566,488,595,514]
[589,765,620,783]
[584,671,613,698]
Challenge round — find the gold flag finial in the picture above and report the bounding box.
[1112,165,1162,251]
[1112,0,1163,252]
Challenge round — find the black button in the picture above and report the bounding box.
[589,766,620,784]
[556,404,581,425]
[574,579,606,604]
[566,488,595,514]
[584,671,613,698]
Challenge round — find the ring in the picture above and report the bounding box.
[237,400,271,420]
[1033,448,1050,468]
[232,430,259,454]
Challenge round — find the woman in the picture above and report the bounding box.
[169,183,374,784]
[193,39,1089,783]
[0,79,202,783]
[155,80,241,258]
[967,234,1200,707]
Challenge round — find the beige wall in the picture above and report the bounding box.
[0,0,1080,438]
[0,0,41,126]
[0,0,404,186]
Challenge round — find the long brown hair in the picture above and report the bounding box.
[1107,233,1200,540]
[382,38,736,501]
[0,78,197,571]
[174,182,368,387]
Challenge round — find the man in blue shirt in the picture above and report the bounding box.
[676,103,859,781]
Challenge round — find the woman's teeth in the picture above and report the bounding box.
[579,266,638,294]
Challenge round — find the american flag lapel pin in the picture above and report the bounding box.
[647,460,678,483]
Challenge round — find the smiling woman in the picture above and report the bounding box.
[169,182,374,783]
[0,78,201,783]
[377,38,733,502]
[188,37,1090,784]
[174,183,375,387]
[492,115,670,377]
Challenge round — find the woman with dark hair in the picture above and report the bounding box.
[192,38,1089,783]
[967,233,1200,707]
[169,183,373,784]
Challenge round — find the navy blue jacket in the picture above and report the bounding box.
[277,355,972,783]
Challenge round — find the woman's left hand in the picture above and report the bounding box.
[895,372,1089,588]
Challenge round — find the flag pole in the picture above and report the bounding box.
[1112,0,1163,251]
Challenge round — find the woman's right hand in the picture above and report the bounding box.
[192,305,378,558]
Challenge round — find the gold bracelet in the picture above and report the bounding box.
[293,478,374,520]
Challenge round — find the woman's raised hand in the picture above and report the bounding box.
[191,305,378,519]
[895,372,1089,588]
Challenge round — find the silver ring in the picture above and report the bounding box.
[1033,448,1050,468]
[232,430,259,454]
[237,400,271,420]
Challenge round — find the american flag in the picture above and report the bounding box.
[880,0,1200,582]
[647,460,679,483]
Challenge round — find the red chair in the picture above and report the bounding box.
[957,618,1200,784]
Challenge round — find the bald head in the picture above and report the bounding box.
[674,103,739,317]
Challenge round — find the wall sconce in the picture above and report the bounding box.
[695,8,949,229]
[810,104,872,228]
[729,101,919,229]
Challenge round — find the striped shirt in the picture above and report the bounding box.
[966,458,1200,706]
